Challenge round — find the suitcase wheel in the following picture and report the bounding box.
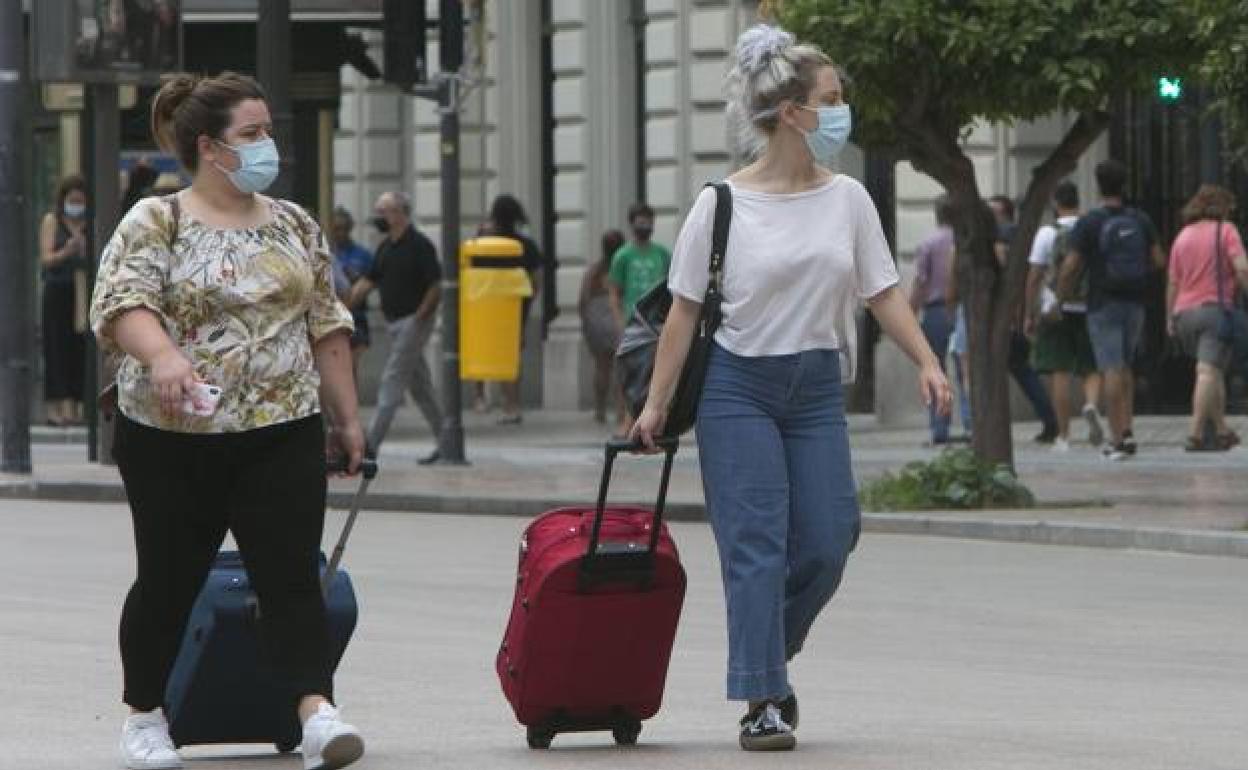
[275,740,299,754]
[526,727,554,750]
[612,720,642,746]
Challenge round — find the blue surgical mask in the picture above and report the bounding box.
[63,202,87,219]
[800,104,852,166]
[215,137,280,194]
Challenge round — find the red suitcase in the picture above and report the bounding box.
[497,438,686,749]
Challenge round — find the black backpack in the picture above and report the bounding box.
[1096,208,1149,293]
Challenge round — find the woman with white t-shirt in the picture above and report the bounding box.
[631,25,951,751]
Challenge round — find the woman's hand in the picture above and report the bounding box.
[149,347,197,415]
[628,403,668,453]
[919,361,953,417]
[327,419,366,476]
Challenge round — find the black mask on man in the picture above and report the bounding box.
[632,225,653,241]
[372,216,390,234]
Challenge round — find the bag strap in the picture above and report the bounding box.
[275,199,315,253]
[1215,219,1227,309]
[164,193,180,249]
[702,182,732,334]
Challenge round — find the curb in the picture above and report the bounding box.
[3,479,1246,560]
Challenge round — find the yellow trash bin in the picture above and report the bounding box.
[459,236,533,381]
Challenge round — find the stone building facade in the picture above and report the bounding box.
[333,0,1108,424]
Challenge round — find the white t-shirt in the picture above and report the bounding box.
[667,176,899,382]
[1028,215,1082,313]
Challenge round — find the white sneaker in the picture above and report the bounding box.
[120,711,182,770]
[1051,436,1070,453]
[302,703,364,770]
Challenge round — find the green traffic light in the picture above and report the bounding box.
[1157,76,1183,103]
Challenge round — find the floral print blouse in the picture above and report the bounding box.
[90,195,354,433]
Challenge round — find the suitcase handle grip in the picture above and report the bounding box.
[605,436,679,454]
[327,457,379,479]
[581,438,678,587]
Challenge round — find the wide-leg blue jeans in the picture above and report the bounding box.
[695,343,861,702]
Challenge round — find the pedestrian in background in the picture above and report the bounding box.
[349,191,443,464]
[90,71,366,770]
[910,195,956,445]
[1024,181,1105,451]
[1167,184,1248,451]
[481,194,544,426]
[607,202,670,332]
[122,159,159,215]
[38,174,90,427]
[990,194,1060,443]
[580,229,626,427]
[944,263,974,439]
[330,205,374,382]
[633,24,950,751]
[1060,160,1166,460]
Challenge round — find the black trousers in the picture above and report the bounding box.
[114,413,332,711]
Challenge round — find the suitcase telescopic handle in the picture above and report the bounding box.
[582,437,679,584]
[321,458,378,596]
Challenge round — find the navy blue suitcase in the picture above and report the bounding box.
[163,460,377,753]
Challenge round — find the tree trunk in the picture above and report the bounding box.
[904,111,1112,470]
[958,201,1016,467]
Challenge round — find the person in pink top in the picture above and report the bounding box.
[1166,184,1248,451]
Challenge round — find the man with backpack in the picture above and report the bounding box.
[1059,161,1165,460]
[1024,181,1105,451]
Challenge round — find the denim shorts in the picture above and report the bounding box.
[1086,300,1144,370]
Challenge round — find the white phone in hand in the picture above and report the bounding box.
[180,382,223,417]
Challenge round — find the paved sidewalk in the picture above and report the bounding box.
[10,499,1248,770]
[4,409,1247,557]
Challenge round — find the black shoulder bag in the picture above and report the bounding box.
[615,182,731,438]
[1213,219,1248,377]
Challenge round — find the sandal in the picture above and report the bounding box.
[1217,431,1241,450]
[1184,436,1215,452]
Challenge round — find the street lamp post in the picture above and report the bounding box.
[0,0,32,474]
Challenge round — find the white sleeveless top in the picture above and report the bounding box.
[667,176,899,382]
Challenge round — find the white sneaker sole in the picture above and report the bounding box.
[123,755,183,770]
[306,732,365,770]
[740,732,797,751]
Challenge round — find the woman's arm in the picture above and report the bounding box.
[315,331,365,474]
[38,214,78,267]
[109,308,196,414]
[629,295,701,449]
[868,284,952,416]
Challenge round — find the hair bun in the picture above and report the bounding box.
[735,24,794,75]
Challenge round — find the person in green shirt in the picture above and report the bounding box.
[608,202,672,329]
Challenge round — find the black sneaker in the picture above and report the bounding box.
[739,703,795,751]
[1034,427,1058,444]
[778,692,799,730]
[1101,442,1130,462]
[1122,431,1137,455]
[417,449,441,466]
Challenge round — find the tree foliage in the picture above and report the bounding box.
[777,0,1225,152]
[1201,1,1248,163]
[770,0,1238,468]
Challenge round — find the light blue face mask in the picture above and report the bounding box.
[215,137,280,194]
[800,104,852,166]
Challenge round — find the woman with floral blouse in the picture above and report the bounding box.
[90,72,365,770]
